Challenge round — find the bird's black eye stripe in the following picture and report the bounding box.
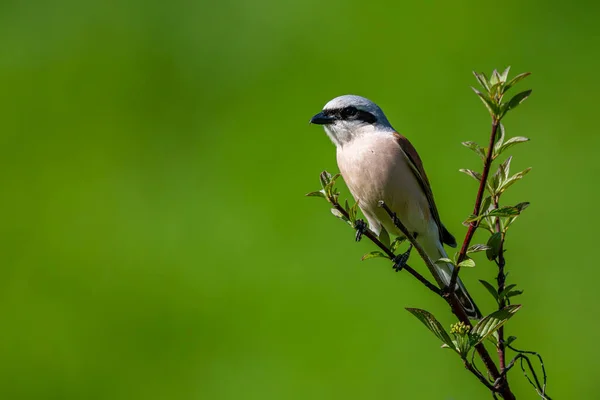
[356,110,377,123]
[322,107,377,124]
[341,106,358,118]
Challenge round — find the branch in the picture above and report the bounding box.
[449,117,500,291]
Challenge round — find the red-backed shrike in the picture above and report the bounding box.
[311,94,480,319]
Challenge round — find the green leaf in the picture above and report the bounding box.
[503,216,517,231]
[406,308,455,349]
[489,169,502,195]
[361,251,389,261]
[493,123,506,158]
[306,190,326,198]
[504,72,531,92]
[331,208,348,220]
[467,244,491,254]
[505,335,517,347]
[500,66,511,83]
[319,171,333,189]
[479,280,499,302]
[378,227,390,248]
[462,141,486,160]
[499,136,530,154]
[480,196,492,215]
[348,201,359,224]
[331,208,350,224]
[390,236,406,253]
[499,168,532,194]
[506,290,524,298]
[325,173,341,192]
[473,71,490,91]
[488,206,521,217]
[506,90,532,112]
[453,334,472,357]
[498,284,523,299]
[464,213,490,224]
[320,171,342,201]
[489,81,503,98]
[498,284,517,299]
[489,69,501,86]
[470,305,522,346]
[501,156,512,181]
[331,208,344,218]
[485,177,496,195]
[489,330,500,346]
[463,214,478,225]
[478,218,494,233]
[493,156,512,187]
[459,169,482,182]
[471,87,497,117]
[458,258,476,268]
[436,257,455,265]
[486,232,503,260]
[467,202,528,225]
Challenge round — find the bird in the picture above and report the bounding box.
[310,94,481,319]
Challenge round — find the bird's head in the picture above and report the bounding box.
[310,95,394,146]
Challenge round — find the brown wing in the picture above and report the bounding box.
[393,132,457,247]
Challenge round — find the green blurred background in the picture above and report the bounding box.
[0,0,597,398]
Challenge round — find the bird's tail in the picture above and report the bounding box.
[421,238,482,320]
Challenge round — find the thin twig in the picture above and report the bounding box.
[493,194,509,393]
[516,354,551,400]
[470,347,485,379]
[520,356,543,397]
[508,344,551,399]
[449,118,500,292]
[464,359,497,392]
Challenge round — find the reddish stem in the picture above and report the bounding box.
[449,118,499,291]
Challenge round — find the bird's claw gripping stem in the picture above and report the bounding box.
[392,244,413,272]
[354,219,367,242]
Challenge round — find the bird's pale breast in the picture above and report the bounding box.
[336,132,431,236]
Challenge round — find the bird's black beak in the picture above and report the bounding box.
[310,112,335,125]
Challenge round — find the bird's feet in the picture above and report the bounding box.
[354,219,367,242]
[392,244,413,272]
